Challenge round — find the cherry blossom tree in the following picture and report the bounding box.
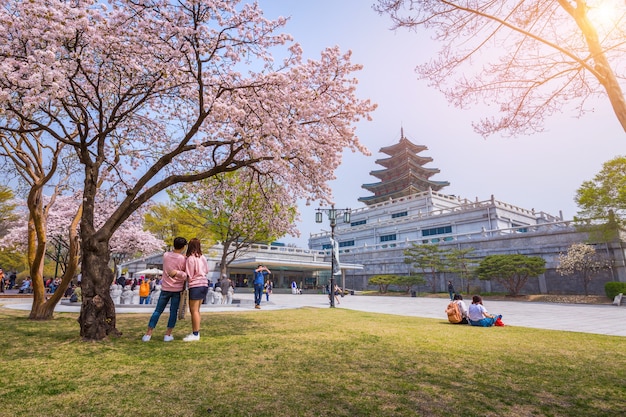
[0,122,82,319]
[557,242,607,295]
[375,0,626,136]
[172,168,297,275]
[0,0,375,340]
[109,227,165,274]
[1,194,165,313]
[3,195,164,259]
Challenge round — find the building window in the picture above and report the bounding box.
[512,223,528,233]
[351,219,366,226]
[391,211,408,219]
[422,225,452,237]
[339,240,355,247]
[322,244,332,250]
[380,233,397,242]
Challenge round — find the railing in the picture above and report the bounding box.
[311,192,564,239]
[312,219,577,256]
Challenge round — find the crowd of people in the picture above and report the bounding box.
[0,265,86,300]
[0,268,17,293]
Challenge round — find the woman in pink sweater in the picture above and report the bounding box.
[183,238,210,342]
[142,237,188,342]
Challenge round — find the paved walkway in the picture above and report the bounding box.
[1,293,625,337]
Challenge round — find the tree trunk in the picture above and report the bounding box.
[569,0,626,134]
[26,189,49,318]
[77,237,120,340]
[29,202,82,320]
[30,289,64,320]
[29,246,80,319]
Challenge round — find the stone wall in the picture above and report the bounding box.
[337,228,626,296]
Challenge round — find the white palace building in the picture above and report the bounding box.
[307,133,625,295]
[124,133,625,296]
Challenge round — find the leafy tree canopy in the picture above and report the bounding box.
[444,247,477,295]
[144,201,215,249]
[368,274,427,294]
[404,243,448,292]
[0,185,17,238]
[575,155,626,241]
[168,170,297,273]
[476,254,546,296]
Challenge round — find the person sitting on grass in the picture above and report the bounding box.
[69,282,82,303]
[18,277,31,294]
[468,295,501,327]
[453,293,469,324]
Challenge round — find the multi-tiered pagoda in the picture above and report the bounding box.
[358,130,449,205]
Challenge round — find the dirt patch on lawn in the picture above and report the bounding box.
[470,294,611,305]
[523,294,612,305]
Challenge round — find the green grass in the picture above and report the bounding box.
[0,306,625,416]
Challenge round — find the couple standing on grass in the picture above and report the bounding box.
[142,236,210,343]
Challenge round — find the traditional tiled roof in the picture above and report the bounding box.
[359,130,449,206]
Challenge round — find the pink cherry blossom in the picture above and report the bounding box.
[0,0,375,340]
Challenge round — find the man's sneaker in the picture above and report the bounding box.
[142,334,151,342]
[163,335,174,342]
[183,333,200,342]
[255,304,261,309]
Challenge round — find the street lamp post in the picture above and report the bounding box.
[315,205,351,308]
[53,236,63,279]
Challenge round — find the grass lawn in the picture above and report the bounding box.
[0,306,625,417]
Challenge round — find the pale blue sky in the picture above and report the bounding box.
[260,0,625,247]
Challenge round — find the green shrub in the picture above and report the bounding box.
[604,282,626,299]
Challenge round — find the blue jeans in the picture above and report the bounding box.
[148,290,181,330]
[254,284,263,305]
[469,315,500,327]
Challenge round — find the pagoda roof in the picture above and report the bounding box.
[359,130,449,205]
[375,151,433,168]
[380,137,428,156]
[370,159,440,180]
[361,175,449,195]
[358,188,423,205]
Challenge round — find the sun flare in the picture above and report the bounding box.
[587,0,625,31]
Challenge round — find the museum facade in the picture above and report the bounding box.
[308,133,625,295]
[123,133,625,296]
